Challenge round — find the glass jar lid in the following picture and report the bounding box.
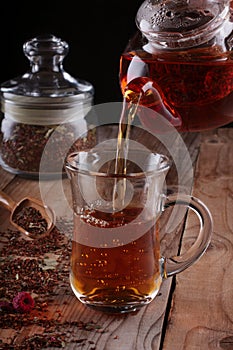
[1,34,94,124]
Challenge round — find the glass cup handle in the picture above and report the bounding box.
[161,194,213,278]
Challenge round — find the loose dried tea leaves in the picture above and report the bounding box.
[0,220,72,325]
[12,206,48,235]
[0,219,105,349]
[0,123,96,174]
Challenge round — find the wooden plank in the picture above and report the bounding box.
[163,128,233,349]
[0,166,15,190]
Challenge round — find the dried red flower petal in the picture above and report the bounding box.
[12,292,35,313]
[0,300,14,313]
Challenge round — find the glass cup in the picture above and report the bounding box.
[65,146,213,313]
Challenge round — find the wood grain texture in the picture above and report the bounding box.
[0,127,205,349]
[163,129,233,350]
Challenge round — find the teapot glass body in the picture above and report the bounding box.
[119,0,233,132]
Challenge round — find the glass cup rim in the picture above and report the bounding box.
[65,149,171,178]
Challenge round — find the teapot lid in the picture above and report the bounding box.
[136,0,231,49]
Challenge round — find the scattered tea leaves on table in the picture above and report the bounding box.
[0,218,105,349]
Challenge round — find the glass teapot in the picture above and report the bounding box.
[119,0,233,132]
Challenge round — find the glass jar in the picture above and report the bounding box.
[119,0,233,132]
[0,34,96,179]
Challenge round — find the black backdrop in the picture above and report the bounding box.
[1,1,143,105]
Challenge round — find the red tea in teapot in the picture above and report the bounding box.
[119,0,233,132]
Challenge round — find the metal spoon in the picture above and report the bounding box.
[0,190,56,239]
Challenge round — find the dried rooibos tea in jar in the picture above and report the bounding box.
[0,34,96,179]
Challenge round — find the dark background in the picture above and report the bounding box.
[1,1,143,105]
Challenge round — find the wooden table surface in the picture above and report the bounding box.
[0,126,232,349]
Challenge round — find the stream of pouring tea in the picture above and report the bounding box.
[113,91,142,210]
